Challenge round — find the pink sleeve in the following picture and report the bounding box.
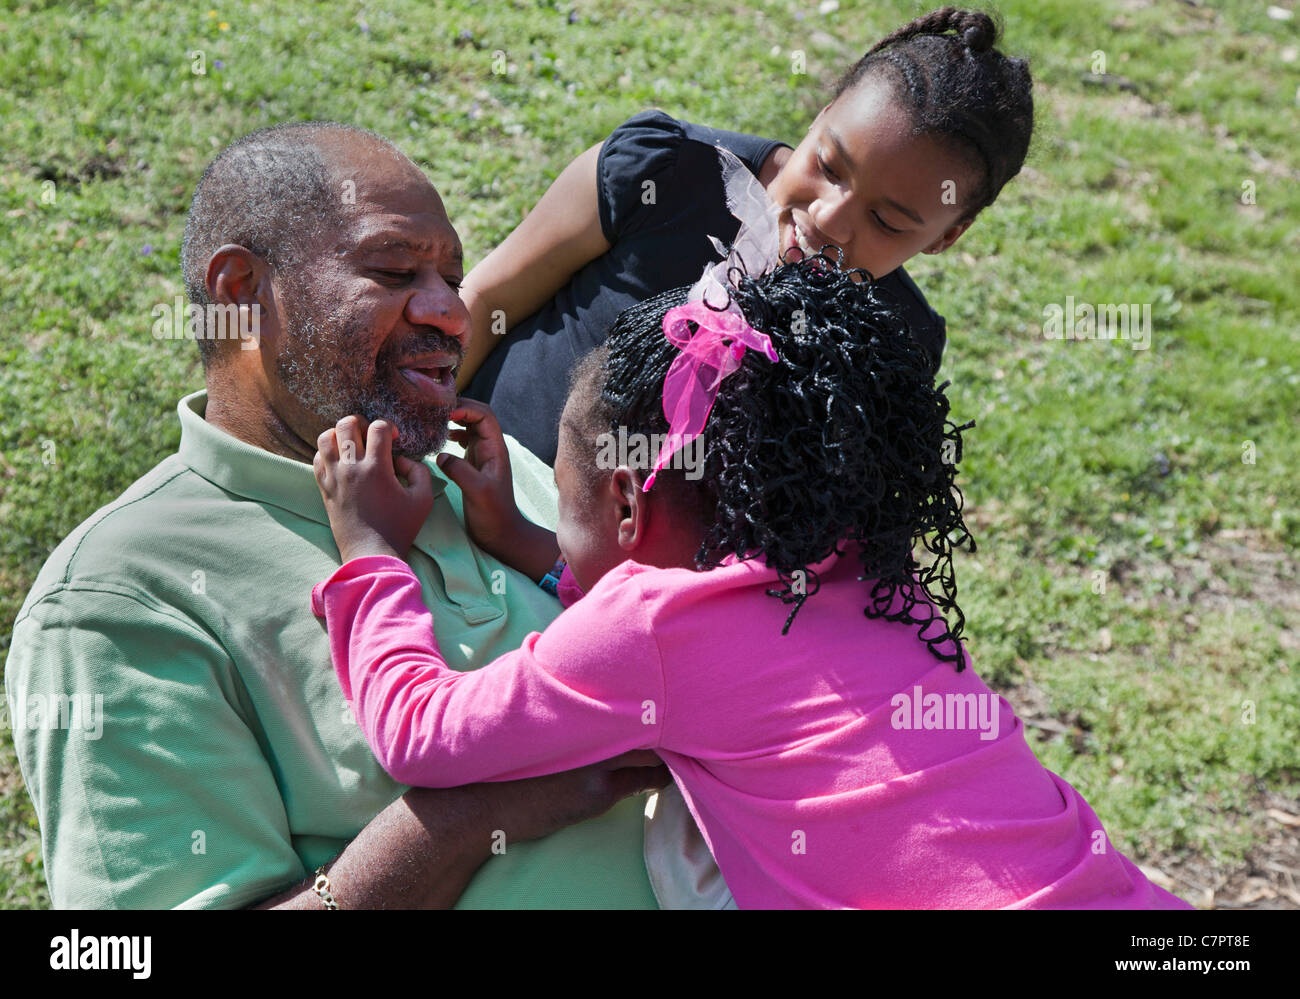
[557,562,585,607]
[310,555,665,787]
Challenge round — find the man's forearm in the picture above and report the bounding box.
[250,785,491,910]
[249,752,671,909]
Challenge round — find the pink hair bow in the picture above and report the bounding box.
[643,146,784,492]
[643,300,779,490]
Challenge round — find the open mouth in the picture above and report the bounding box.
[782,217,816,261]
[395,352,460,402]
[792,220,829,258]
[398,364,456,391]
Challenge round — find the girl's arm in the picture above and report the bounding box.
[311,554,665,789]
[456,141,610,390]
[311,414,652,789]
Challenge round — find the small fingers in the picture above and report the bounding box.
[448,399,503,437]
[312,449,331,492]
[316,428,340,463]
[395,455,435,500]
[433,451,481,493]
[366,419,395,469]
[334,415,367,464]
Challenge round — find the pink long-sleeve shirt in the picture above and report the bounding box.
[311,545,1191,909]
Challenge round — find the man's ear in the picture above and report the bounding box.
[610,465,647,552]
[205,244,278,355]
[922,218,973,255]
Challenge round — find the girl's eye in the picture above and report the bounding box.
[872,211,902,235]
[817,155,838,182]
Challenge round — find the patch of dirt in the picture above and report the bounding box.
[1109,530,1300,620]
[30,138,132,187]
[1151,791,1300,910]
[1003,675,1092,755]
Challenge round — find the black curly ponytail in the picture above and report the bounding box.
[834,7,1034,220]
[567,254,976,668]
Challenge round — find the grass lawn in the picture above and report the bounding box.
[1,0,1297,909]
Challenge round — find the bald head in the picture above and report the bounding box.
[181,121,422,368]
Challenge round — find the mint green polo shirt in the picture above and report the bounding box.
[4,389,657,909]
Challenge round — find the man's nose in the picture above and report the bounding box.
[406,276,470,352]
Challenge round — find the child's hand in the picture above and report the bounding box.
[314,415,435,564]
[434,399,527,556]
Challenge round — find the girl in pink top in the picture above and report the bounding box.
[311,256,1190,909]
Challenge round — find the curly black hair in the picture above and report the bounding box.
[565,253,976,667]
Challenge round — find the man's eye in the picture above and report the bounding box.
[817,156,838,182]
[374,270,414,283]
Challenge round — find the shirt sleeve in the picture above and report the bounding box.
[597,109,685,243]
[5,587,305,909]
[311,555,665,788]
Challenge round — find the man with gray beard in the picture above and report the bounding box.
[4,122,671,909]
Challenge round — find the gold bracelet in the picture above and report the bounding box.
[313,866,340,910]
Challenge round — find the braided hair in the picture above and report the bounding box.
[566,253,976,668]
[834,7,1034,221]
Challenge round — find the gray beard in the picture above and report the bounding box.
[276,287,458,460]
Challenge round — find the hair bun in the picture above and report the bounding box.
[961,16,994,53]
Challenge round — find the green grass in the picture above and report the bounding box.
[2,0,1298,909]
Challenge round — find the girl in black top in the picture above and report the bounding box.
[458,7,1034,465]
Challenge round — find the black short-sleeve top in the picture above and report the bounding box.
[463,110,947,466]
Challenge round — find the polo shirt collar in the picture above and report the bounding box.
[174,392,485,607]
